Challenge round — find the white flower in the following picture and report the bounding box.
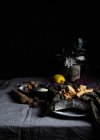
[76,56,85,61]
[64,57,76,68]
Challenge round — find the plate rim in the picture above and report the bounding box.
[53,110,87,117]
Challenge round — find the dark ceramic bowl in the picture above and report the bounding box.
[18,84,55,101]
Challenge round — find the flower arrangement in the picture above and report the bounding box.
[56,37,87,81]
[56,37,86,68]
[64,57,77,68]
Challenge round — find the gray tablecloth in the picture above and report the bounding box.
[0,77,99,140]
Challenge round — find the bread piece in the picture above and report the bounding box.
[29,81,39,88]
[64,92,72,100]
[11,89,38,107]
[76,85,86,92]
[27,83,33,91]
[77,88,93,97]
[67,85,76,95]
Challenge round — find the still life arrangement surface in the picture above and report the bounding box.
[10,73,100,126]
[8,37,100,126]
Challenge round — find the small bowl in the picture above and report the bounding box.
[18,84,54,101]
[32,87,54,101]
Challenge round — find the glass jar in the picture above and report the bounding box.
[62,65,81,82]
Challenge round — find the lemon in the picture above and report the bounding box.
[53,74,66,84]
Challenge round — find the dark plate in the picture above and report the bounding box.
[53,99,89,117]
[53,108,87,117]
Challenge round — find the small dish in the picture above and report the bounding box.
[18,84,53,100]
[19,84,27,92]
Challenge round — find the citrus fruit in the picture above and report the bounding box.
[53,74,65,84]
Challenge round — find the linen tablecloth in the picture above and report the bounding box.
[0,77,99,140]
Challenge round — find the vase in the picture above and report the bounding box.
[63,65,81,82]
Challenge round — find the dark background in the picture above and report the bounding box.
[0,4,100,79]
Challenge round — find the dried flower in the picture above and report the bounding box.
[56,37,87,68]
[76,56,85,61]
[64,57,76,68]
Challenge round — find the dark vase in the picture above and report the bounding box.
[62,65,81,82]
